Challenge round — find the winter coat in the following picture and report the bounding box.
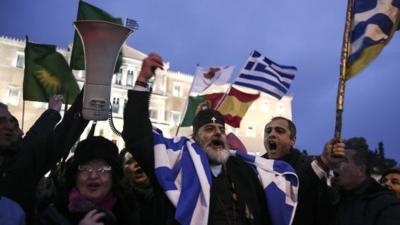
[0,91,88,223]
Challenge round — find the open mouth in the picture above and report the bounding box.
[87,182,101,191]
[210,139,225,149]
[333,170,340,177]
[268,141,277,150]
[135,168,144,175]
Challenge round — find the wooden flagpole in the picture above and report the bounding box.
[334,0,354,140]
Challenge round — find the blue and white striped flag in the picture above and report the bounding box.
[152,128,298,225]
[347,0,400,79]
[234,50,297,99]
[125,17,139,30]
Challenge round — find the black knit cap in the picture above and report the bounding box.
[65,136,122,189]
[381,167,400,181]
[192,109,225,133]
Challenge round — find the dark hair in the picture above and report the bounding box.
[0,102,8,110]
[270,116,297,140]
[381,168,400,183]
[345,137,370,175]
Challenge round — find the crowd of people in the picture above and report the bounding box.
[1,53,400,225]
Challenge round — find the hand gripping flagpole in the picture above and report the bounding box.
[334,0,354,140]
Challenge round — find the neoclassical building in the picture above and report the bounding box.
[0,35,292,155]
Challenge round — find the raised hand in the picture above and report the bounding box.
[137,53,164,83]
[48,95,64,112]
[320,139,345,169]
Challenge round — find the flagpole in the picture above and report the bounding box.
[175,64,199,136]
[21,100,25,131]
[214,84,231,110]
[215,55,249,110]
[334,0,354,140]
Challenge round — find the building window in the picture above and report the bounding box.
[114,73,122,85]
[7,87,20,106]
[172,82,183,97]
[246,124,256,137]
[149,108,158,120]
[123,99,127,110]
[112,97,120,113]
[171,111,181,125]
[15,52,25,68]
[260,100,269,112]
[126,70,134,86]
[276,102,285,114]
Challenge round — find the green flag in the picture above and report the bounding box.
[24,40,80,104]
[181,93,223,127]
[70,0,123,73]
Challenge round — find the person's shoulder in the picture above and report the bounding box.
[364,179,400,212]
[0,196,25,219]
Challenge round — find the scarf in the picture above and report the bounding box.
[68,188,117,213]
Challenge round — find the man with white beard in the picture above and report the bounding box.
[122,53,299,225]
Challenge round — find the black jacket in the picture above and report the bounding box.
[123,90,271,225]
[36,190,138,225]
[263,149,335,225]
[0,92,88,223]
[332,177,400,225]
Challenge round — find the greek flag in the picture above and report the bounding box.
[152,128,298,225]
[347,0,400,79]
[125,18,139,30]
[234,50,297,99]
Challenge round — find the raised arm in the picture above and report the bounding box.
[28,91,89,178]
[122,53,163,178]
[21,95,63,146]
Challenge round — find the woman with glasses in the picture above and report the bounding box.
[37,136,137,225]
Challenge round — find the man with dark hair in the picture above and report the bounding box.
[123,53,299,225]
[263,116,344,225]
[381,168,400,199]
[332,138,400,225]
[0,94,88,223]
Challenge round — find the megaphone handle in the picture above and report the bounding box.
[108,106,122,137]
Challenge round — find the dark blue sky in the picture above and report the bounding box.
[1,0,399,163]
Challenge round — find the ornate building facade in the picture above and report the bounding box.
[0,36,292,155]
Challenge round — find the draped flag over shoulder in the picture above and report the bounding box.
[24,40,80,104]
[234,50,297,99]
[217,87,260,128]
[70,0,123,73]
[189,65,235,94]
[347,0,400,79]
[152,128,298,225]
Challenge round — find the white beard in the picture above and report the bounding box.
[204,146,230,165]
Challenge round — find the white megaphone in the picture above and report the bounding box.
[73,20,133,120]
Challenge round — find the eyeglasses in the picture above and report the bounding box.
[77,165,112,176]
